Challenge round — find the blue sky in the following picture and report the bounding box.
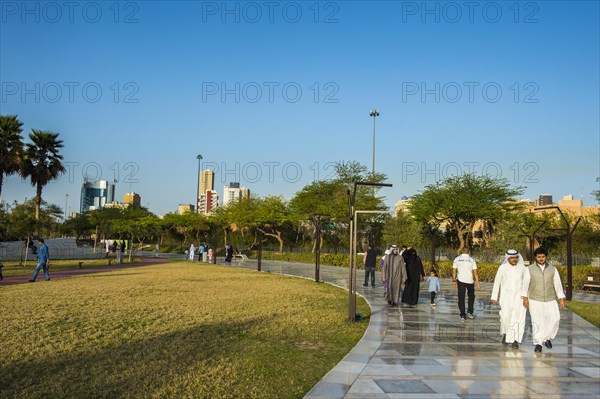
[1,0,599,215]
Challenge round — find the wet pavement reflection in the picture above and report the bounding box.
[229,259,600,398]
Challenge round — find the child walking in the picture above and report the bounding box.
[427,270,441,307]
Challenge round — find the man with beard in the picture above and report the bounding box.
[491,249,527,349]
[383,245,407,307]
[521,247,565,353]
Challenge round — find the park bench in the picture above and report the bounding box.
[583,273,600,291]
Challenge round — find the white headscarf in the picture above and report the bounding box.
[502,249,524,265]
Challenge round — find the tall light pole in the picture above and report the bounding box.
[64,193,69,221]
[369,109,379,196]
[347,181,392,322]
[196,154,203,214]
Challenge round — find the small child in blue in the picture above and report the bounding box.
[427,270,440,307]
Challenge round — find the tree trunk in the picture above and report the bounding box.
[35,184,43,236]
[263,230,284,254]
[128,235,134,262]
[456,226,467,254]
[427,227,437,266]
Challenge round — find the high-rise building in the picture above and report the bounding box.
[198,170,214,213]
[124,192,141,206]
[199,190,219,215]
[534,194,553,207]
[223,182,250,205]
[80,180,115,212]
[240,187,250,200]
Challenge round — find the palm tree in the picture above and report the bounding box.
[20,130,65,224]
[0,115,24,199]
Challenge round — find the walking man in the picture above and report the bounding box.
[491,249,527,349]
[383,245,407,307]
[363,243,377,287]
[189,244,196,261]
[521,247,565,353]
[119,241,126,264]
[452,247,480,321]
[29,239,50,282]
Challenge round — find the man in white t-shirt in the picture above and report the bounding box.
[452,247,480,321]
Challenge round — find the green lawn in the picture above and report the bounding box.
[1,257,141,277]
[566,300,600,328]
[0,262,369,398]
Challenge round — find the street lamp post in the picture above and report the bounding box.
[369,109,379,180]
[196,154,203,213]
[347,181,392,322]
[64,193,69,221]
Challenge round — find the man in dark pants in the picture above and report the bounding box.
[363,243,377,287]
[452,247,480,321]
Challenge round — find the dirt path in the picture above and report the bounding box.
[0,258,172,286]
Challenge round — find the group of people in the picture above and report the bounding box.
[491,247,565,352]
[368,244,566,353]
[108,240,127,264]
[187,244,214,263]
[373,244,430,307]
[186,243,238,263]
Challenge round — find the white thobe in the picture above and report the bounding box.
[491,262,527,343]
[521,264,565,346]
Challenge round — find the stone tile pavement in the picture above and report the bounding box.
[227,259,599,399]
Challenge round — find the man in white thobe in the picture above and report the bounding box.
[521,247,565,353]
[491,249,527,349]
[189,244,196,261]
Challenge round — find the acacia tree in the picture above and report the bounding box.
[289,161,388,253]
[0,115,24,199]
[19,130,65,226]
[255,196,294,254]
[289,180,343,252]
[88,207,123,249]
[409,174,524,253]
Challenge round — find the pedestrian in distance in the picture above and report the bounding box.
[119,241,126,264]
[452,247,480,321]
[225,244,234,263]
[189,244,196,261]
[427,269,441,307]
[363,243,377,287]
[199,244,206,262]
[521,247,565,353]
[29,239,50,282]
[491,249,527,349]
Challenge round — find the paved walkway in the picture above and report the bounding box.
[229,259,600,399]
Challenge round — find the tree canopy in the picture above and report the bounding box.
[409,174,525,252]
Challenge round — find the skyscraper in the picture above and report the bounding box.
[198,170,214,213]
[223,182,250,205]
[199,190,219,215]
[80,180,115,212]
